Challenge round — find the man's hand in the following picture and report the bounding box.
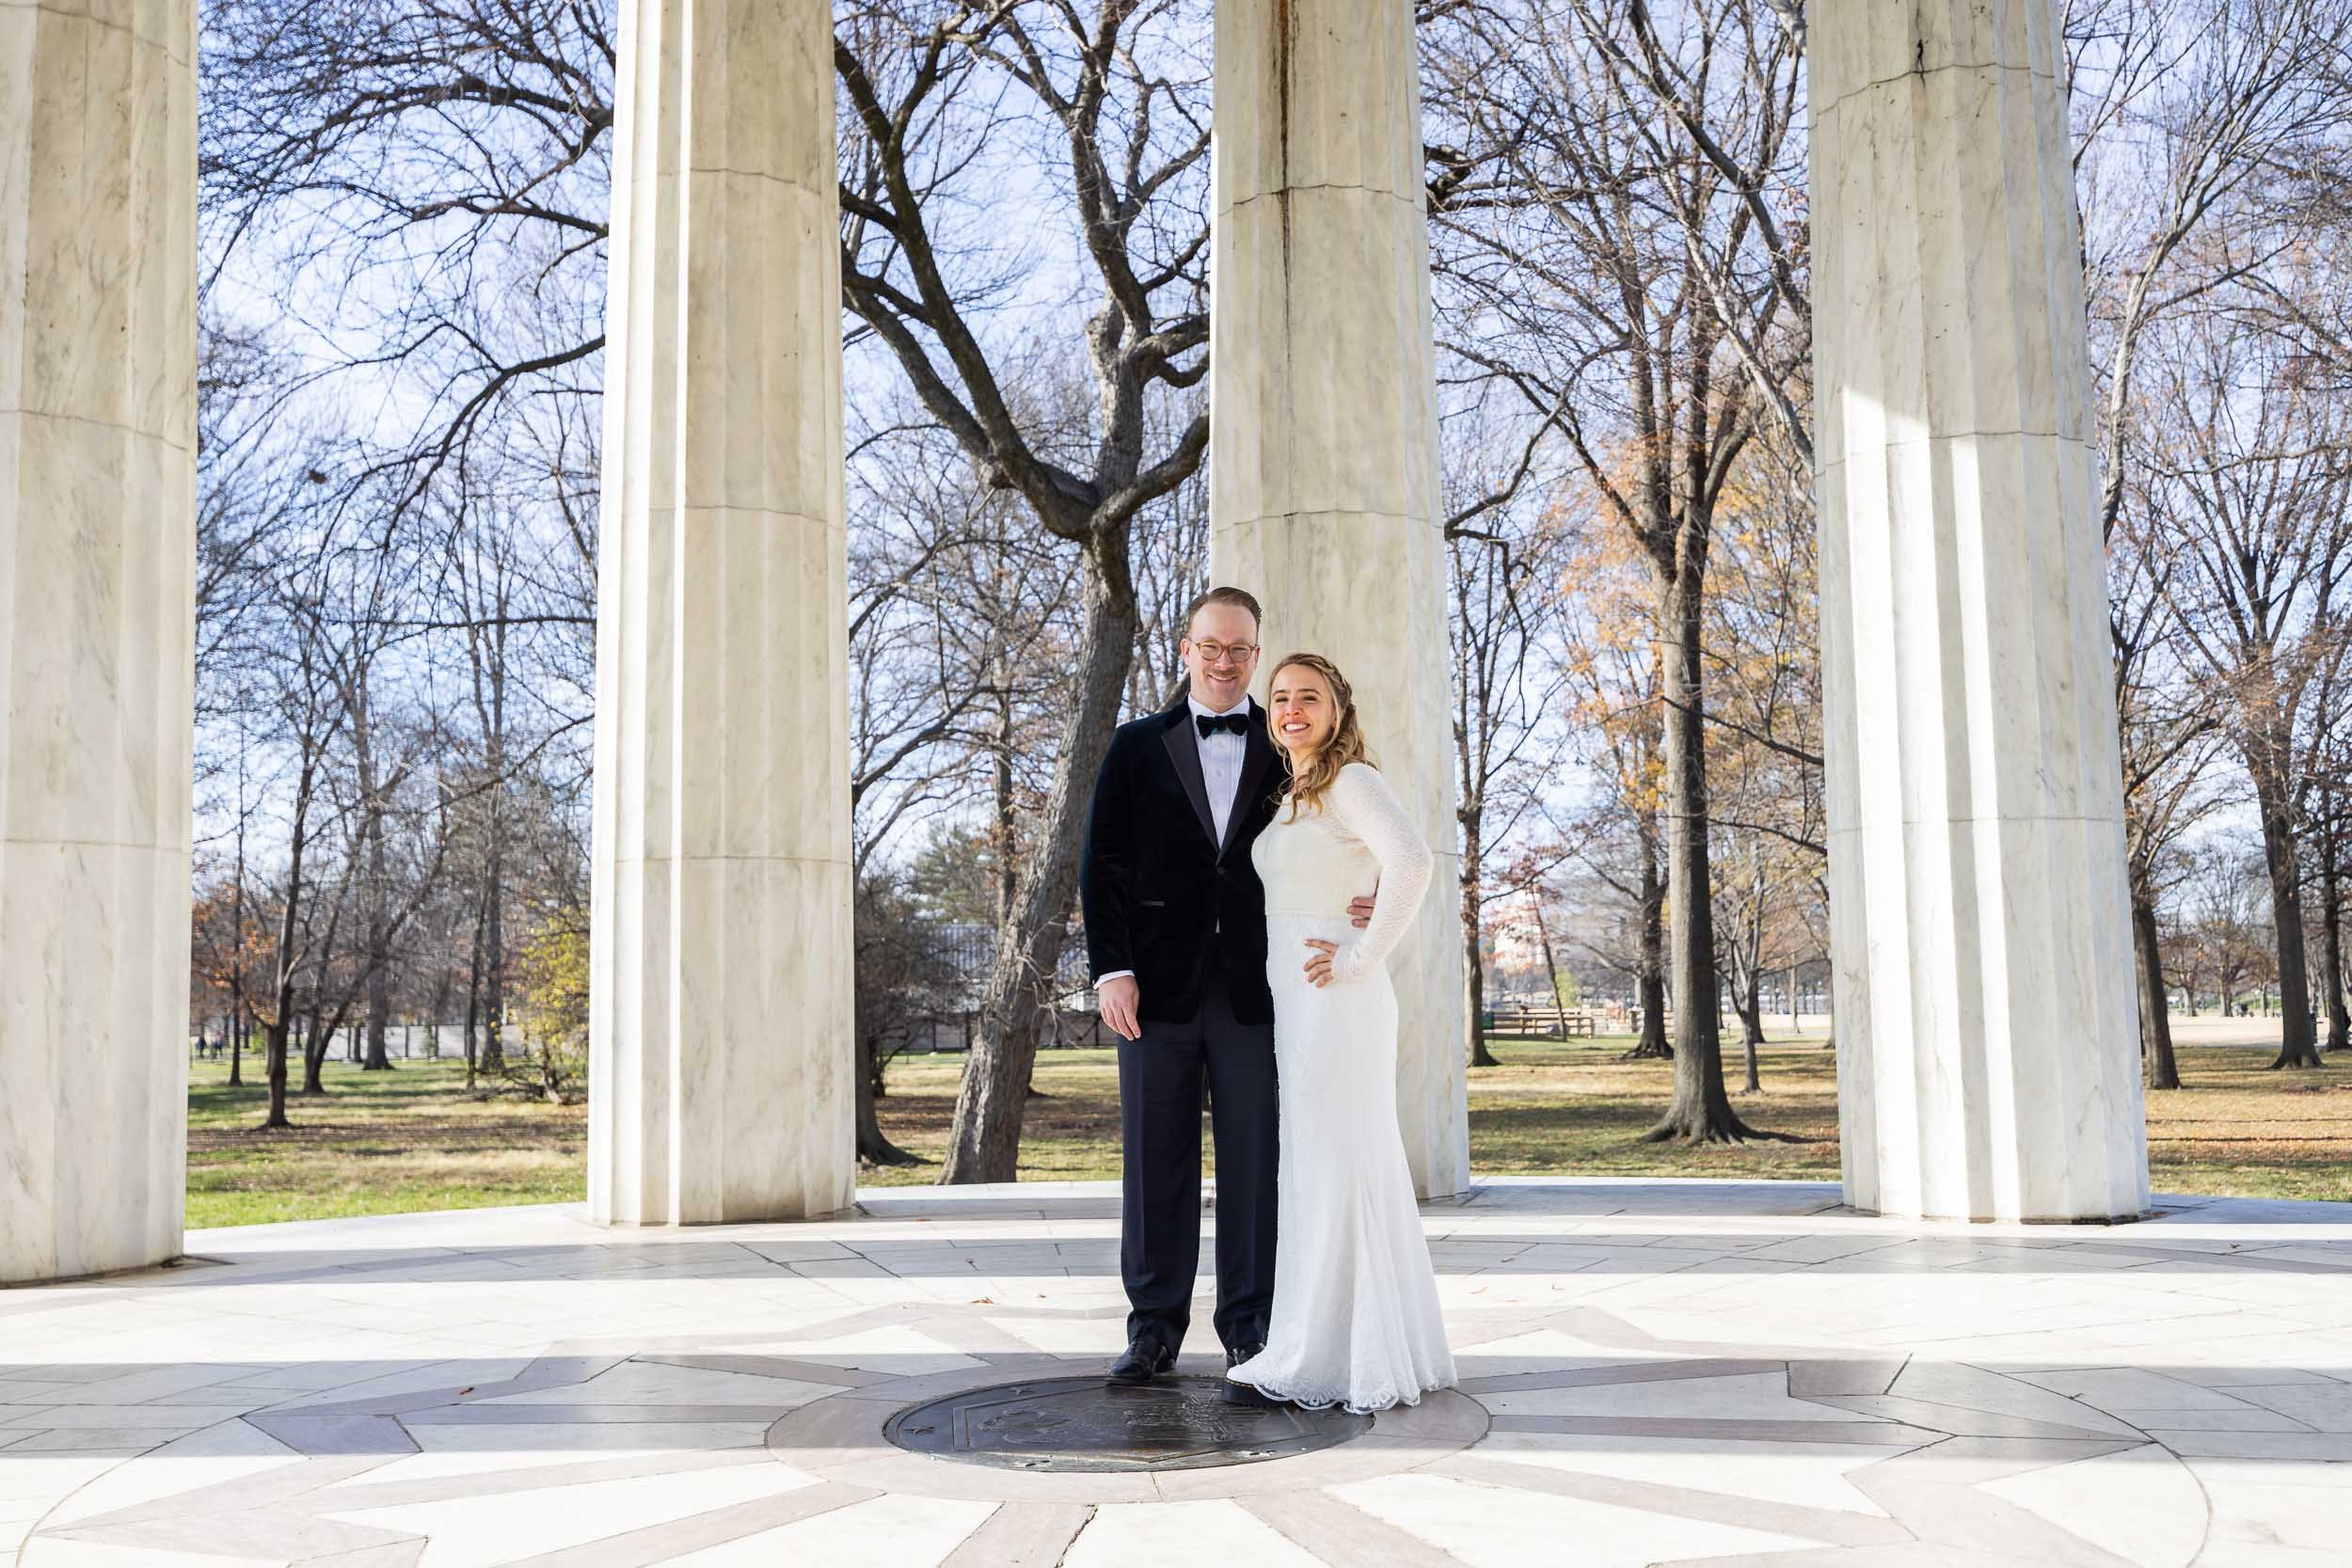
[1348,889,1378,929]
[1098,975,1143,1041]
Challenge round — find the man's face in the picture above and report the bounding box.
[1181,603,1261,713]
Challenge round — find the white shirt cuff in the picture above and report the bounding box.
[1096,971,1136,987]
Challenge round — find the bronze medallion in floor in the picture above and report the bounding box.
[882,1373,1375,1473]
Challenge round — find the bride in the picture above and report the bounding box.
[1225,652,1457,1414]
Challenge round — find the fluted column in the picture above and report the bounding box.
[0,0,197,1283]
[1211,0,1468,1198]
[1813,0,2149,1221]
[589,0,852,1225]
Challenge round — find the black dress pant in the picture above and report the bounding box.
[1116,978,1279,1354]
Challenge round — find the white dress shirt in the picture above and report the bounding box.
[1189,693,1250,847]
[1098,696,1254,990]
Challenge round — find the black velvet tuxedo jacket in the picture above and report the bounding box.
[1079,696,1291,1026]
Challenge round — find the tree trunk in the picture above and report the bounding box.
[1532,894,1567,1049]
[2254,771,2322,1069]
[2323,847,2347,1053]
[257,748,314,1129]
[1465,820,1498,1068]
[1645,576,1757,1141]
[1465,965,1497,1074]
[1724,922,1767,1094]
[1728,866,1769,1092]
[1625,821,1672,1060]
[363,984,391,1068]
[1466,940,1495,1067]
[2133,869,2181,1091]
[463,881,485,1089]
[359,705,393,1071]
[481,848,506,1075]
[942,546,1140,1182]
[994,671,1017,928]
[994,666,1051,1101]
[230,751,249,1087]
[471,584,511,1079]
[1735,971,1765,1094]
[263,1016,292,1130]
[857,1033,921,1166]
[300,1009,327,1094]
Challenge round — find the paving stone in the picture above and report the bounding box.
[0,1179,2340,1567]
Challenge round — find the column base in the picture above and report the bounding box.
[1838,1196,2155,1227]
[2,1252,190,1291]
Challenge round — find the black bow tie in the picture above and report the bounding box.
[1196,710,1252,739]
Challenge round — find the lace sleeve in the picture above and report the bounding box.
[1326,763,1434,982]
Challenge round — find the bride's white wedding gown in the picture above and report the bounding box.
[1226,761,1456,1414]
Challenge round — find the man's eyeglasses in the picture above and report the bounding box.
[1188,641,1258,664]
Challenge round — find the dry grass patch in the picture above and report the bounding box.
[864,1034,2352,1202]
[187,1055,584,1227]
[183,1030,2352,1224]
[2144,1048,2352,1202]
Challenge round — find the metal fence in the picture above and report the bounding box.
[882,921,1107,1054]
[887,1006,1114,1055]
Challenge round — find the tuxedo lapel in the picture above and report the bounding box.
[1159,705,1217,848]
[1223,701,1278,859]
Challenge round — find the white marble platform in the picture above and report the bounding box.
[3,1177,2349,1566]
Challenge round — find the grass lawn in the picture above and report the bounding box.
[184,1032,2352,1227]
[186,1054,585,1229]
[866,1033,2352,1204]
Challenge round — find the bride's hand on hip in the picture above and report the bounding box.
[1303,938,1340,989]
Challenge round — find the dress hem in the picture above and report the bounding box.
[1224,1367,1454,1418]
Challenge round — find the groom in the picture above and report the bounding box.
[1078,586,1372,1386]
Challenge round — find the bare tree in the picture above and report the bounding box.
[1702,441,1825,1092]
[834,3,1213,1181]
[851,869,963,1165]
[2072,0,2352,548]
[241,563,350,1129]
[1552,521,1674,1061]
[2139,306,2352,1069]
[200,0,613,526]
[1451,473,1571,1072]
[2112,449,2233,1087]
[2072,0,2352,1078]
[1432,0,1803,1140]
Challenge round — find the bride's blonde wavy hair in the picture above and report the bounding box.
[1272,652,1375,820]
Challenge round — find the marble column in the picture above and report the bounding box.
[588,0,853,1225]
[1813,0,2150,1222]
[1211,0,1469,1198]
[0,0,197,1284]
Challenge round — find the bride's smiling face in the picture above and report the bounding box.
[1268,664,1337,756]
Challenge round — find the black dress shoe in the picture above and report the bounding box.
[1107,1337,1175,1385]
